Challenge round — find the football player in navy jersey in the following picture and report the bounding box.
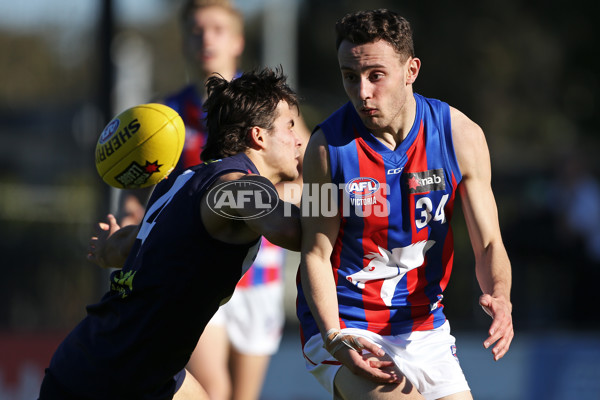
[297,9,513,400]
[118,2,311,399]
[38,68,302,400]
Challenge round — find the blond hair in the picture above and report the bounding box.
[180,0,244,33]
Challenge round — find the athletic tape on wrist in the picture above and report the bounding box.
[323,329,364,356]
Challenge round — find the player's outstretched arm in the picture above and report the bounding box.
[300,130,342,338]
[300,130,400,384]
[87,214,139,269]
[451,107,514,361]
[237,174,301,251]
[201,173,301,251]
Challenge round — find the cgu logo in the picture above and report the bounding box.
[387,167,403,175]
[344,177,380,198]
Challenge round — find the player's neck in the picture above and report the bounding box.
[371,95,417,150]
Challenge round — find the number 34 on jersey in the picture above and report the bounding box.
[415,194,449,230]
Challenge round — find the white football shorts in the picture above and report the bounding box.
[208,282,284,355]
[302,321,470,399]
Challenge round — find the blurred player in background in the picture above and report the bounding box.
[297,9,513,400]
[118,1,310,399]
[40,68,303,400]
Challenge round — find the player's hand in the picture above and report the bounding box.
[326,331,400,384]
[87,214,121,268]
[480,293,513,361]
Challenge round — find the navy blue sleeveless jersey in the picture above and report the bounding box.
[43,153,261,399]
[297,94,462,343]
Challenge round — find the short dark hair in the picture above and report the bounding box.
[335,9,414,61]
[201,67,299,161]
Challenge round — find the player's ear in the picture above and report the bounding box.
[406,57,421,85]
[247,126,267,150]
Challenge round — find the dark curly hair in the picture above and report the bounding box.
[335,9,414,62]
[201,67,299,161]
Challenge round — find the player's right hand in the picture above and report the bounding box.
[331,335,401,384]
[87,214,121,268]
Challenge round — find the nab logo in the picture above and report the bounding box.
[405,168,446,193]
[344,177,380,198]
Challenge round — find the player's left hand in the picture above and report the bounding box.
[480,293,513,361]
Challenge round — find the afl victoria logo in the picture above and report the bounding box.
[206,180,279,220]
[99,119,120,144]
[344,177,380,198]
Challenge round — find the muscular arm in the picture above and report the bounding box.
[299,130,342,336]
[239,174,301,251]
[452,107,514,361]
[300,130,396,383]
[201,173,301,251]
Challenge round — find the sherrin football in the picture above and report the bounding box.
[95,103,185,189]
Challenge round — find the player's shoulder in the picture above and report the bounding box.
[214,172,273,187]
[214,171,248,183]
[318,102,355,134]
[305,129,330,161]
[207,172,277,200]
[302,129,333,185]
[449,106,484,144]
[307,128,327,147]
[449,106,489,176]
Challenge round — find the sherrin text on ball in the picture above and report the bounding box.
[95,103,185,188]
